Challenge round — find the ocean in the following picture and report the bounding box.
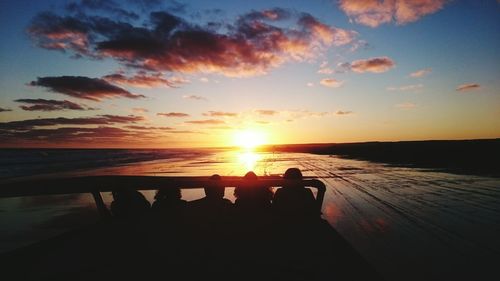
[1,148,499,281]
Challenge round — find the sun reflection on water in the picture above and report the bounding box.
[237,150,262,172]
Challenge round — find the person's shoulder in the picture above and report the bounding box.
[302,187,314,195]
[188,197,206,207]
[222,198,233,205]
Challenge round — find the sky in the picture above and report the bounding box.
[0,0,499,148]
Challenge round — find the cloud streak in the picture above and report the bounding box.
[14,98,93,111]
[102,72,184,88]
[29,76,145,101]
[387,84,423,91]
[410,68,432,78]
[320,78,343,88]
[0,114,144,131]
[395,102,417,109]
[350,57,395,73]
[157,112,190,117]
[456,83,480,92]
[185,119,225,125]
[339,0,448,27]
[255,109,279,116]
[182,95,207,101]
[203,111,238,117]
[335,110,353,115]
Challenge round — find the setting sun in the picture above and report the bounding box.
[233,130,267,150]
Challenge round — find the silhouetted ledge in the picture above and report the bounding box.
[261,139,500,177]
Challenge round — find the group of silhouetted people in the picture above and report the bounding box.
[109,168,319,221]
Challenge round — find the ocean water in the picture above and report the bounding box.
[0,148,499,281]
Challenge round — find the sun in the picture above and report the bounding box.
[233,129,267,150]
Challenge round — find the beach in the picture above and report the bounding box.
[1,148,499,280]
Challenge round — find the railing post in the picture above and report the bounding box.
[91,190,111,219]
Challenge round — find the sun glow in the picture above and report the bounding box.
[237,151,262,172]
[233,129,267,150]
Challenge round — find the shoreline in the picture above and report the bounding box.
[261,139,500,178]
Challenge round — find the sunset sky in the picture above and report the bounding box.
[0,0,499,148]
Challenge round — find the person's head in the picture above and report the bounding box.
[155,187,182,201]
[284,168,303,180]
[283,168,303,188]
[243,171,258,180]
[204,174,225,199]
[234,171,273,203]
[112,187,135,200]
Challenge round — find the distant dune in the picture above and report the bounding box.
[261,139,500,177]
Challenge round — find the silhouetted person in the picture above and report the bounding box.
[188,174,233,226]
[234,171,274,215]
[152,187,187,217]
[189,174,232,210]
[110,188,151,218]
[273,168,318,219]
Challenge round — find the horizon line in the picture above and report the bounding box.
[0,137,498,150]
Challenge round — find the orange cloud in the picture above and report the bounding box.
[320,78,343,88]
[456,83,480,92]
[102,73,183,88]
[410,68,432,78]
[255,109,279,116]
[203,111,238,117]
[318,67,334,74]
[339,0,448,27]
[350,57,395,73]
[185,119,226,125]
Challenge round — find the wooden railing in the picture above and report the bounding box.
[0,176,326,218]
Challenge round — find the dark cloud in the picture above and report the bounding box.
[0,126,147,144]
[14,99,93,111]
[185,119,225,125]
[0,107,12,112]
[66,0,139,20]
[238,8,291,22]
[0,114,170,146]
[27,12,91,54]
[157,112,190,117]
[0,115,144,131]
[29,76,144,101]
[125,125,173,130]
[28,8,356,77]
[202,111,238,117]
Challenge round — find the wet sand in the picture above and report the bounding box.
[1,149,499,280]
